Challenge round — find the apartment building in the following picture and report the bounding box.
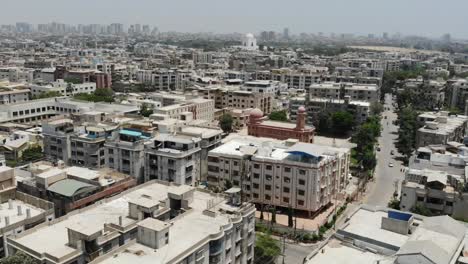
[200,86,274,115]
[416,112,468,147]
[309,82,380,103]
[70,124,118,168]
[207,136,350,214]
[306,206,467,264]
[0,67,34,83]
[30,79,96,97]
[42,118,75,163]
[290,96,370,126]
[153,98,215,122]
[445,78,468,112]
[399,145,468,219]
[105,128,151,183]
[0,82,30,105]
[0,98,139,124]
[179,126,223,181]
[136,69,190,91]
[0,166,55,257]
[7,182,255,264]
[403,78,445,109]
[144,134,201,185]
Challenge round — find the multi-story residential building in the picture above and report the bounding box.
[309,82,380,103]
[0,166,55,257]
[144,134,201,184]
[290,96,370,126]
[0,98,139,124]
[445,78,468,112]
[6,182,256,264]
[0,82,30,105]
[105,128,152,183]
[416,111,468,147]
[136,69,190,91]
[306,206,467,264]
[179,126,223,181]
[200,86,275,115]
[42,118,75,163]
[0,67,34,83]
[207,136,350,215]
[30,79,96,97]
[70,123,118,168]
[403,77,445,109]
[152,98,215,122]
[248,107,315,143]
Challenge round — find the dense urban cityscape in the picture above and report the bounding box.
[0,4,468,264]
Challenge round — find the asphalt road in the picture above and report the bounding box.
[276,241,316,264]
[364,94,405,206]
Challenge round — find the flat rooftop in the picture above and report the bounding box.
[342,208,410,249]
[0,199,45,229]
[306,239,394,264]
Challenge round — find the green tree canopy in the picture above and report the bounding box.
[254,233,281,264]
[74,88,114,103]
[140,103,154,117]
[32,91,62,100]
[0,252,40,264]
[268,110,288,122]
[219,114,234,133]
[396,106,419,164]
[331,111,355,136]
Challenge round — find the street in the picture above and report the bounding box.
[276,241,316,264]
[364,93,405,206]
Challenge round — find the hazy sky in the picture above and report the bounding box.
[2,0,467,38]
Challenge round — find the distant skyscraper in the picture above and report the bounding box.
[442,33,451,43]
[142,25,151,35]
[283,27,289,39]
[383,32,389,40]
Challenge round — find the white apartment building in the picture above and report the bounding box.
[7,182,255,264]
[153,98,215,122]
[0,87,30,105]
[0,67,34,83]
[207,136,350,214]
[309,82,380,103]
[30,79,96,97]
[416,112,468,147]
[136,69,190,91]
[144,134,201,185]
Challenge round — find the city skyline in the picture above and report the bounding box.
[1,0,468,38]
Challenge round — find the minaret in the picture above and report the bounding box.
[295,106,306,130]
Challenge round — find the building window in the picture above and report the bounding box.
[284,177,290,183]
[298,190,305,196]
[417,196,424,202]
[254,164,260,169]
[446,201,453,206]
[283,197,289,203]
[298,200,304,206]
[284,167,291,173]
[253,183,259,189]
[299,169,306,175]
[265,195,271,200]
[265,185,271,191]
[253,173,260,179]
[283,187,290,193]
[266,165,272,170]
[298,179,305,185]
[266,175,272,181]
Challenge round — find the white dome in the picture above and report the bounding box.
[246,33,254,38]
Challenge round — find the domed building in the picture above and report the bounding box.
[247,106,315,143]
[241,33,258,50]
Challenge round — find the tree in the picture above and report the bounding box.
[411,204,432,216]
[396,106,418,164]
[287,207,294,228]
[268,110,288,122]
[224,180,233,190]
[260,206,264,221]
[330,111,355,136]
[0,252,40,264]
[388,198,401,210]
[254,233,281,264]
[316,112,331,135]
[370,102,384,116]
[270,208,276,224]
[21,146,43,162]
[74,88,114,103]
[219,114,234,133]
[32,91,62,100]
[140,103,154,117]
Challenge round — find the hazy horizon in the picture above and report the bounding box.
[2,0,467,38]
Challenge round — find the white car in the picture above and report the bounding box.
[388,163,394,167]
